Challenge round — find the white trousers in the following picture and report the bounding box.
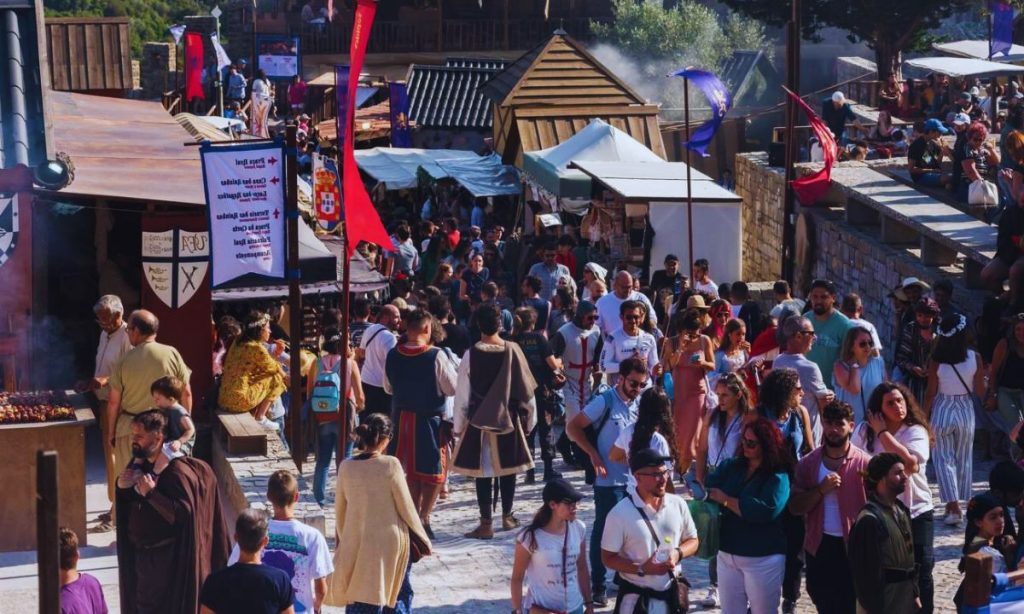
[717,551,785,614]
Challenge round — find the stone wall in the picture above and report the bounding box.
[735,152,785,282]
[211,430,326,537]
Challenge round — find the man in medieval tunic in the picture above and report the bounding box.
[384,309,459,539]
[550,300,603,467]
[115,410,230,614]
[452,304,537,540]
[848,452,920,614]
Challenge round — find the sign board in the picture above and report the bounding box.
[201,141,286,288]
[256,35,301,80]
[142,229,209,309]
[0,195,18,268]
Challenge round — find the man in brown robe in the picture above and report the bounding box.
[115,410,230,614]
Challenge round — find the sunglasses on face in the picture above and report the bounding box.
[623,314,642,321]
[625,378,648,389]
[798,330,817,338]
[742,438,760,449]
[858,340,875,348]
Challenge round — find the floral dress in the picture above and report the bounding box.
[218,340,286,413]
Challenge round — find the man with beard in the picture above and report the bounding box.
[116,410,230,614]
[848,453,920,614]
[894,298,939,404]
[551,301,603,467]
[789,400,870,614]
[804,279,852,388]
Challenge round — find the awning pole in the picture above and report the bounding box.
[684,75,694,278]
[286,124,304,472]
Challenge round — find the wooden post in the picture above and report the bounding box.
[963,551,994,608]
[781,0,800,284]
[683,76,695,279]
[286,125,304,472]
[36,450,59,614]
[437,0,444,53]
[337,216,352,461]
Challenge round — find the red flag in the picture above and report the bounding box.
[341,0,394,258]
[784,87,837,205]
[184,32,205,102]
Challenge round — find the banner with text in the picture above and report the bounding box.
[201,142,286,287]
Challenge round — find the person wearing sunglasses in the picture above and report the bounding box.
[511,479,592,614]
[601,300,662,389]
[600,448,699,614]
[566,357,648,606]
[705,417,791,614]
[774,316,833,445]
[833,326,887,424]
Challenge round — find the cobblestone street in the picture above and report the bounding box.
[318,454,988,614]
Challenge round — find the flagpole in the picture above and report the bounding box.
[683,75,694,278]
[337,212,352,464]
[286,124,305,472]
[781,0,800,284]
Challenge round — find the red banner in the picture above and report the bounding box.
[184,32,205,101]
[341,0,394,258]
[784,87,836,206]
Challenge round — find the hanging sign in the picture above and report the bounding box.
[142,229,209,309]
[312,152,342,232]
[201,142,286,287]
[0,195,19,268]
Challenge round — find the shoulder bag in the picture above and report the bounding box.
[580,387,613,485]
[528,522,572,614]
[968,178,998,206]
[950,360,985,416]
[634,505,690,613]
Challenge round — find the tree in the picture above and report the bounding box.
[720,0,974,80]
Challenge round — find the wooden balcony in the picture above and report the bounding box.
[292,16,597,55]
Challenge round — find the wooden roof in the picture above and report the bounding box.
[515,108,665,158]
[45,91,204,205]
[481,32,650,109]
[46,17,132,91]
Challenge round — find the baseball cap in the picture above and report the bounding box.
[664,254,680,264]
[901,276,931,291]
[831,91,845,103]
[629,448,673,473]
[952,112,971,126]
[959,91,972,101]
[542,478,585,504]
[923,118,950,135]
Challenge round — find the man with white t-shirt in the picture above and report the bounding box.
[601,448,699,614]
[595,271,657,338]
[358,304,400,419]
[601,300,661,388]
[691,258,718,299]
[229,470,332,614]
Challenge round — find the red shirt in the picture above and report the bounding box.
[555,252,577,278]
[447,230,461,250]
[794,445,871,555]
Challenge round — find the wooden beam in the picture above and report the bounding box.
[514,104,661,118]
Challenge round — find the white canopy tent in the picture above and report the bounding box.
[571,160,743,281]
[903,56,1024,78]
[933,39,1024,63]
[354,147,521,196]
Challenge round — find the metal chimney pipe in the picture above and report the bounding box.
[4,9,30,167]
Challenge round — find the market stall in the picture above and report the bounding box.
[933,39,1024,63]
[0,391,93,551]
[354,147,521,196]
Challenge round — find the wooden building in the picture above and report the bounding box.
[481,31,665,167]
[45,17,133,95]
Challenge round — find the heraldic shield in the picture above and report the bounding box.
[142,229,209,309]
[0,195,19,268]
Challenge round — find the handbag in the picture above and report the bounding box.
[703,374,719,413]
[686,499,721,560]
[968,178,998,206]
[950,362,985,415]
[634,506,690,613]
[527,522,571,614]
[409,527,431,563]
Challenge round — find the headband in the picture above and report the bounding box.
[935,314,967,338]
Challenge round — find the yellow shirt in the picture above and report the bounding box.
[109,340,191,413]
[218,341,286,413]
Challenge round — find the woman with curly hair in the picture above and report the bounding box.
[705,416,792,614]
[609,388,680,492]
[851,381,936,613]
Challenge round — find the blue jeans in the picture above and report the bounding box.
[590,484,627,592]
[313,421,353,505]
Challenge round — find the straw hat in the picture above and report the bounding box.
[686,295,711,310]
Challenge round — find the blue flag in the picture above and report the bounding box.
[334,65,350,148]
[670,68,732,157]
[389,82,412,148]
[992,1,1014,58]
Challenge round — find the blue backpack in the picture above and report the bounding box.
[311,357,342,414]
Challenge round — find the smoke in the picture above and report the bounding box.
[587,43,708,121]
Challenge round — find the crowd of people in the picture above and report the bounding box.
[71,167,1024,614]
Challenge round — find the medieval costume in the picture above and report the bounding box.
[115,456,230,614]
[550,301,603,421]
[384,344,459,484]
[848,495,919,614]
[452,339,537,536]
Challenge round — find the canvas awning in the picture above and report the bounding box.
[903,57,1024,78]
[569,160,741,202]
[522,119,663,198]
[354,147,520,196]
[933,40,1024,63]
[211,247,386,300]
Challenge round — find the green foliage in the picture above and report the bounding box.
[43,0,214,58]
[590,0,771,74]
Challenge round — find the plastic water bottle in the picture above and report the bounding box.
[655,536,673,563]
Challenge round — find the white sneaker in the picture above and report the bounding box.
[945,512,962,526]
[700,586,719,607]
[259,417,280,431]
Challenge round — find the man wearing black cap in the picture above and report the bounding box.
[848,452,919,614]
[600,448,699,614]
[650,255,687,323]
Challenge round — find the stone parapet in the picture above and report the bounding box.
[735,152,785,282]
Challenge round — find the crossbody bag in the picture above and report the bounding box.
[634,505,690,613]
[528,522,572,614]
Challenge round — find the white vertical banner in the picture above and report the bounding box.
[210,32,232,71]
[201,142,286,287]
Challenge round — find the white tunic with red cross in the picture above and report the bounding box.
[552,321,603,420]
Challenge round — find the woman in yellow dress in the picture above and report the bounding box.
[218,311,286,429]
